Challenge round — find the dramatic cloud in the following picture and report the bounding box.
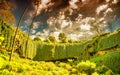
[69,0,79,9]
[96,4,108,15]
[36,0,54,15]
[9,0,18,10]
[112,0,119,4]
[80,24,91,31]
[33,22,41,29]
[18,0,120,40]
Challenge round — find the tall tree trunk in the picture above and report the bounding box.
[25,1,40,58]
[9,0,32,61]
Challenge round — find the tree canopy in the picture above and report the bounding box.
[0,0,16,24]
[58,33,67,43]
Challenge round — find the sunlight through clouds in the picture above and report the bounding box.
[80,24,91,31]
[69,0,79,9]
[96,4,108,15]
[17,0,120,40]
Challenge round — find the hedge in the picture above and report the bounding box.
[100,50,120,74]
[1,18,120,61]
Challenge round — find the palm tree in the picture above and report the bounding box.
[25,0,40,58]
[9,0,32,61]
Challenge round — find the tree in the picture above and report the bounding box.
[25,0,40,58]
[0,0,11,10]
[0,0,16,24]
[58,33,67,43]
[68,39,73,43]
[9,0,32,61]
[33,36,42,41]
[48,35,57,43]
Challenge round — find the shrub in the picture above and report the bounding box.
[76,60,96,74]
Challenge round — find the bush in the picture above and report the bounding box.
[77,60,96,74]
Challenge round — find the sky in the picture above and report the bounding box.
[10,0,120,40]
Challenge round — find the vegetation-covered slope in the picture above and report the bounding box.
[1,18,120,61]
[0,50,115,75]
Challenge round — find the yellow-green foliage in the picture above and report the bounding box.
[25,29,120,61]
[77,60,96,74]
[1,17,120,61]
[0,50,116,75]
[66,43,88,59]
[54,44,66,59]
[0,18,13,48]
[97,33,118,51]
[25,40,37,59]
[33,42,90,61]
[117,32,120,46]
[0,18,37,60]
[89,30,120,52]
[0,57,5,69]
[33,43,55,61]
[0,36,4,45]
[101,50,120,74]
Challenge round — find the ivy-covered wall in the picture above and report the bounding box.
[1,18,120,61]
[0,18,14,49]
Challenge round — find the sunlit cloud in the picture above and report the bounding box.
[80,24,91,31]
[112,0,119,4]
[96,4,108,15]
[105,0,110,3]
[24,18,32,25]
[104,8,113,17]
[69,0,79,9]
[61,20,72,29]
[31,29,36,34]
[36,0,54,15]
[36,29,50,40]
[53,32,60,41]
[81,0,90,3]
[33,22,40,29]
[18,0,120,40]
[67,34,78,40]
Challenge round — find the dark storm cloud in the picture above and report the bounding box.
[35,0,120,21]
[33,0,120,27]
